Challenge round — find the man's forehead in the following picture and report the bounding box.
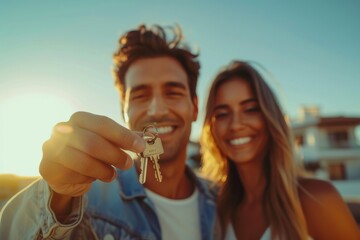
[124,57,188,89]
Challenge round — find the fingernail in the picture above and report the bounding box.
[125,155,133,168]
[109,168,117,181]
[132,137,145,151]
[55,125,73,134]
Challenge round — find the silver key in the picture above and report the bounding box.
[151,155,162,182]
[138,157,148,184]
[142,138,164,182]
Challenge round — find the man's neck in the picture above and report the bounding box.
[139,160,194,199]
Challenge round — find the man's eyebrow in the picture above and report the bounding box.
[129,84,149,94]
[164,81,187,90]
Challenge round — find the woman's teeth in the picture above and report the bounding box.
[230,137,251,145]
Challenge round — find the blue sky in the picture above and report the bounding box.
[0,1,359,175]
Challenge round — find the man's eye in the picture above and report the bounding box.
[167,91,183,96]
[131,94,146,100]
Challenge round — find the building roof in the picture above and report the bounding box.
[292,116,360,129]
[317,117,360,127]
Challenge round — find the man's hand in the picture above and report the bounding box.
[39,112,145,218]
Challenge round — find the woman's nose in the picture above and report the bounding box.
[229,112,246,130]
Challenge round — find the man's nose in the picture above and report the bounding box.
[147,95,169,118]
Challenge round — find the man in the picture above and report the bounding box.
[0,24,218,239]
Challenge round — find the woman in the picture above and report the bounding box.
[201,61,359,239]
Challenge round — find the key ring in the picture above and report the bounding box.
[136,125,158,159]
[142,125,158,144]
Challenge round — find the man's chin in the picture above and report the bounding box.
[157,152,178,164]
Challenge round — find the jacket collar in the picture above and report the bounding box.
[117,165,147,199]
[117,164,216,202]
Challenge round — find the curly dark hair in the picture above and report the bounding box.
[113,24,200,102]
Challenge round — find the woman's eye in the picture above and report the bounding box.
[214,112,229,119]
[245,106,260,113]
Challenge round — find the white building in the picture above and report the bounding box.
[186,141,201,169]
[292,106,360,180]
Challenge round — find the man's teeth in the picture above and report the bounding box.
[230,137,251,145]
[157,126,173,134]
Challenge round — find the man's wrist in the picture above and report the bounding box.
[49,190,76,223]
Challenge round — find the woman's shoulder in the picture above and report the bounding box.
[297,177,345,215]
[298,177,338,199]
[297,177,360,239]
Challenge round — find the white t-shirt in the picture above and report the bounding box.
[145,188,201,240]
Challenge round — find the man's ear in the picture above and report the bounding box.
[192,96,198,122]
[119,94,129,124]
[121,104,130,124]
[117,87,127,122]
[121,106,126,122]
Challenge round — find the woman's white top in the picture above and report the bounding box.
[225,224,270,240]
[225,224,313,240]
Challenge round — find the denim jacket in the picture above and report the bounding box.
[0,165,219,240]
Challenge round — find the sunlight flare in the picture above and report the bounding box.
[0,92,75,176]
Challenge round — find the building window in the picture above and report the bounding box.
[295,135,304,146]
[328,131,349,148]
[327,163,346,180]
[356,125,360,146]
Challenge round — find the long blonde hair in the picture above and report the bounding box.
[201,61,308,239]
